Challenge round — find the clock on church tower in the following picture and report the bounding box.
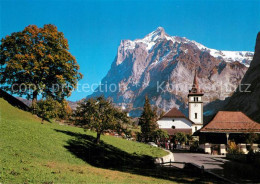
[188,70,204,131]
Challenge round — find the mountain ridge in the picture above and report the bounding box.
[118,27,253,67]
[88,27,254,117]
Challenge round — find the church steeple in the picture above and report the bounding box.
[188,69,204,127]
[189,70,203,95]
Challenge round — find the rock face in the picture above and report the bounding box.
[224,32,260,122]
[88,27,253,116]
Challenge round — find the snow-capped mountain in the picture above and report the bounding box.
[118,27,253,66]
[88,27,254,116]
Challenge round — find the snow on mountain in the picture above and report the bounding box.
[118,27,253,66]
[189,40,253,67]
[88,27,254,117]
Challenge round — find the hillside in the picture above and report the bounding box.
[0,89,29,111]
[87,27,253,116]
[0,97,169,183]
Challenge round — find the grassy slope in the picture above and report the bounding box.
[0,98,172,183]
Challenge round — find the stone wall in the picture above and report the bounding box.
[155,149,174,164]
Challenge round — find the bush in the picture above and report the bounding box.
[35,98,72,121]
[35,97,61,121]
[172,132,192,145]
[190,140,200,152]
[152,129,169,142]
[58,100,72,120]
[227,141,244,154]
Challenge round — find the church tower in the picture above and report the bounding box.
[188,70,204,132]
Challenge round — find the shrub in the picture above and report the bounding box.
[172,132,192,145]
[190,140,200,152]
[35,97,61,121]
[35,98,71,122]
[58,100,72,120]
[227,141,244,154]
[152,129,169,142]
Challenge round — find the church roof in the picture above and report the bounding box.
[162,107,186,118]
[188,70,204,96]
[200,111,260,133]
[159,107,195,124]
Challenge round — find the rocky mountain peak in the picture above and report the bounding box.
[88,28,254,117]
[143,27,166,42]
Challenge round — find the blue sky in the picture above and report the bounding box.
[1,0,260,101]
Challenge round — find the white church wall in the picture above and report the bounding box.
[157,118,192,129]
[189,102,203,124]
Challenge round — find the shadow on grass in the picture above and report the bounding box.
[55,129,155,170]
[54,129,223,183]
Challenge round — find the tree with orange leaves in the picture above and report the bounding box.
[0,24,82,109]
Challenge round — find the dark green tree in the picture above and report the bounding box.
[0,24,82,109]
[74,96,131,144]
[139,95,158,142]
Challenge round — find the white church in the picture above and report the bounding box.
[157,71,204,135]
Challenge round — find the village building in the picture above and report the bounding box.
[198,111,260,153]
[157,107,193,135]
[157,71,203,135]
[200,111,260,143]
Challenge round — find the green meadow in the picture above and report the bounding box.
[0,98,220,183]
[0,98,172,183]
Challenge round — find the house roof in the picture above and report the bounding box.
[200,111,260,133]
[161,128,192,135]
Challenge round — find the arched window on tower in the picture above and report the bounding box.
[195,113,197,119]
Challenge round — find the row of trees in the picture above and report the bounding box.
[34,94,168,144]
[34,93,192,146]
